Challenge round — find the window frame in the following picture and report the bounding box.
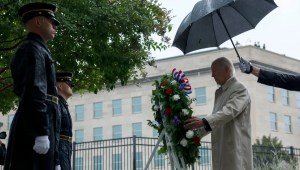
[75,129,84,143]
[195,87,207,105]
[93,102,103,119]
[269,112,278,131]
[112,125,122,139]
[112,99,122,116]
[75,104,85,121]
[132,96,142,114]
[132,122,142,137]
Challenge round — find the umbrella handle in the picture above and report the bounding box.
[217,10,241,61]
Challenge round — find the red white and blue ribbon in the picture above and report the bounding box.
[172,68,192,94]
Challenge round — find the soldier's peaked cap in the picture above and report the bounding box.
[56,72,74,87]
[18,2,60,26]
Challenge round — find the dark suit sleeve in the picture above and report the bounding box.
[202,118,212,132]
[258,69,300,91]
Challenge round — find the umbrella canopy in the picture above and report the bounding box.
[173,0,277,58]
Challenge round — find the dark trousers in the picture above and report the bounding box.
[58,140,72,170]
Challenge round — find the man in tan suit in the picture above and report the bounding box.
[185,57,253,170]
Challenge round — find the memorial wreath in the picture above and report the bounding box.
[148,68,201,167]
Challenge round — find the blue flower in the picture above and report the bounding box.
[172,115,181,125]
[179,84,184,91]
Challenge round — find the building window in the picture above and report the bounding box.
[267,86,275,102]
[153,128,159,137]
[93,127,103,141]
[152,121,159,137]
[112,99,122,116]
[8,114,14,129]
[75,129,84,143]
[113,125,122,139]
[154,152,165,167]
[132,122,142,137]
[75,104,84,121]
[281,89,289,106]
[269,112,277,131]
[75,157,83,170]
[136,152,143,169]
[93,155,103,170]
[94,102,103,119]
[195,87,207,105]
[284,115,292,133]
[112,153,122,170]
[132,96,142,113]
[296,92,300,108]
[199,146,210,165]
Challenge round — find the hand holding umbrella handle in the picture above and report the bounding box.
[239,58,253,74]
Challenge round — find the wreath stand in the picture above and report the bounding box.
[144,124,187,170]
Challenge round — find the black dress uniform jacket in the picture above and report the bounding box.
[58,95,72,170]
[258,69,300,91]
[5,32,60,170]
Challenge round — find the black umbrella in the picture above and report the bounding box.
[172,0,277,60]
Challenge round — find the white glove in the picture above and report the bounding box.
[55,165,61,170]
[239,57,253,74]
[33,135,50,154]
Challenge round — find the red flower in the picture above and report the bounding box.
[165,107,172,117]
[165,88,173,95]
[161,82,168,87]
[193,136,200,145]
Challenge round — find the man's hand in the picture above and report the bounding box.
[33,135,50,154]
[239,58,253,74]
[184,117,203,130]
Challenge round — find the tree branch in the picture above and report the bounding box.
[0,36,24,44]
[0,83,13,93]
[0,76,12,82]
[0,66,9,75]
[0,41,22,51]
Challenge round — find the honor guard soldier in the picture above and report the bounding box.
[5,2,61,170]
[56,72,74,170]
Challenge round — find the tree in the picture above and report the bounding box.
[253,135,298,170]
[0,0,172,115]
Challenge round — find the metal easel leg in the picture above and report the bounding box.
[144,128,187,170]
[164,131,185,170]
[144,129,166,170]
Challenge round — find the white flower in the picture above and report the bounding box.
[153,105,159,111]
[182,109,189,115]
[186,130,194,139]
[180,138,188,147]
[171,80,177,85]
[172,94,180,101]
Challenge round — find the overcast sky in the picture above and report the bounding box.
[152,0,300,60]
